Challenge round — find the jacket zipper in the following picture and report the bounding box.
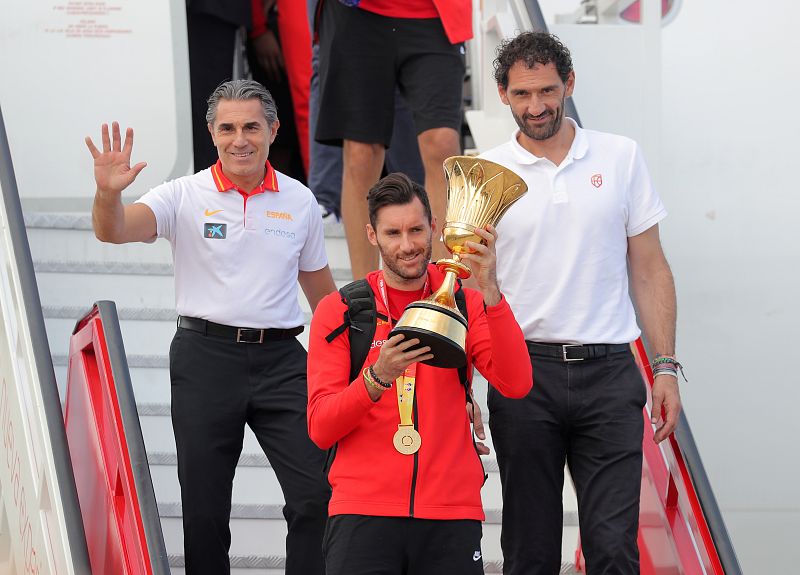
[408,396,419,517]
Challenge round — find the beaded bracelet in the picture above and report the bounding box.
[368,364,393,389]
[363,367,389,392]
[652,356,677,367]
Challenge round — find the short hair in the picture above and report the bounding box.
[493,31,573,88]
[367,173,432,229]
[205,79,278,125]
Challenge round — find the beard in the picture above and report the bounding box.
[378,240,432,283]
[512,97,566,141]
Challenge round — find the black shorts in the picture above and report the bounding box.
[323,514,484,575]
[316,0,466,147]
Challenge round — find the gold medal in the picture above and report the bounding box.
[393,425,422,455]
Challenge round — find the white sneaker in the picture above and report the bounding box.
[319,205,340,224]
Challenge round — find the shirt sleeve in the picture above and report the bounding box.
[298,189,328,272]
[306,292,378,449]
[135,181,178,242]
[626,142,667,237]
[465,291,532,399]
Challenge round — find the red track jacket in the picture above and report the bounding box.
[307,265,532,520]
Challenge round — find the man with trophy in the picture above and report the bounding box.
[482,32,683,574]
[306,170,532,574]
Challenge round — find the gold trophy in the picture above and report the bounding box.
[390,156,528,368]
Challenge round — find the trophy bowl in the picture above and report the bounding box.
[390,156,528,368]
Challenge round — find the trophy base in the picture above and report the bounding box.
[390,302,467,368]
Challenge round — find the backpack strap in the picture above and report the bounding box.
[325,278,380,384]
[322,278,378,476]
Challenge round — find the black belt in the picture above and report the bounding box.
[177,316,304,343]
[526,341,630,362]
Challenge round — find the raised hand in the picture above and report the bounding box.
[85,121,147,195]
[459,225,502,306]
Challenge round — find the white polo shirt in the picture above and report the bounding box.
[481,119,666,344]
[136,161,327,328]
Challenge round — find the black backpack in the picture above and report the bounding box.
[325,278,472,400]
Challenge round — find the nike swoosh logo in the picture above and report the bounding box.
[204,209,223,216]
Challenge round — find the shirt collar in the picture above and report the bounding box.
[210,160,280,195]
[509,117,588,165]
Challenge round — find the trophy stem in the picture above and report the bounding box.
[429,268,460,309]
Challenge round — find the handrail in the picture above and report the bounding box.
[0,105,92,571]
[66,301,170,574]
[631,339,736,573]
[673,409,742,574]
[86,301,171,573]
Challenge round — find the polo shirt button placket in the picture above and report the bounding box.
[553,174,569,204]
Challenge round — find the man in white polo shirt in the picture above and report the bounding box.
[86,79,334,575]
[481,32,683,574]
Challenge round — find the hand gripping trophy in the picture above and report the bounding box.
[390,156,527,368]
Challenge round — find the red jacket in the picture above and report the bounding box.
[307,265,532,520]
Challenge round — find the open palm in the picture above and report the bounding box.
[85,121,147,194]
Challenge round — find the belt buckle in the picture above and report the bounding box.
[562,344,584,362]
[236,328,264,344]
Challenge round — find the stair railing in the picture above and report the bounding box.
[66,301,170,574]
[0,104,92,574]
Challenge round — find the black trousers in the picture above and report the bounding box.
[170,328,330,575]
[324,515,484,575]
[488,348,645,575]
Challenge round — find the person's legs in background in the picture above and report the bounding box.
[186,10,238,172]
[308,40,343,220]
[385,97,426,185]
[308,0,424,224]
[398,17,465,261]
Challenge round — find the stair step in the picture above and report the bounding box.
[25,213,351,271]
[168,553,286,575]
[136,410,507,457]
[34,260,353,282]
[53,353,168,369]
[165,553,580,574]
[157,502,579,529]
[158,506,581,570]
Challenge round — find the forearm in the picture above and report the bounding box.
[92,188,126,243]
[481,283,502,307]
[632,259,677,357]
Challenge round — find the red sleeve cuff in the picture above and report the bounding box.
[484,294,509,315]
